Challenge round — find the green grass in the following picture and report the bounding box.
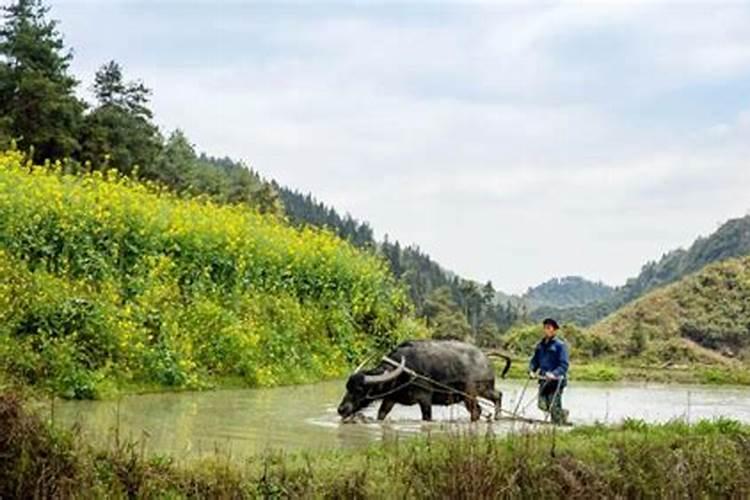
[698,366,750,385]
[3,390,750,499]
[500,358,750,385]
[570,362,622,382]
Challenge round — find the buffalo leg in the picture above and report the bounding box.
[494,390,503,419]
[377,399,396,420]
[480,387,503,420]
[464,397,481,422]
[418,399,433,421]
[489,389,503,420]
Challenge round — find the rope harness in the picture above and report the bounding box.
[512,376,532,417]
[376,356,565,424]
[364,376,416,401]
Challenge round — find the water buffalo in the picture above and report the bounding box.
[337,339,511,422]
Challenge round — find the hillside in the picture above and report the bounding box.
[277,186,521,342]
[522,276,614,309]
[277,185,376,249]
[587,256,750,363]
[499,256,750,385]
[0,151,418,398]
[533,215,750,326]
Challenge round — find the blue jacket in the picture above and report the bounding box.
[529,336,569,384]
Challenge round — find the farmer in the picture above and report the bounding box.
[528,318,569,424]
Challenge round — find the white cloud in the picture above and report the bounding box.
[49,1,750,292]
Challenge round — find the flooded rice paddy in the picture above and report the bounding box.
[50,379,750,460]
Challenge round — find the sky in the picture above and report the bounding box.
[40,0,750,293]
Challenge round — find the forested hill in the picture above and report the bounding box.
[522,276,614,309]
[587,255,750,363]
[277,186,521,344]
[276,185,375,249]
[533,214,750,326]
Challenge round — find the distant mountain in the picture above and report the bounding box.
[533,214,750,326]
[588,255,750,363]
[523,276,614,309]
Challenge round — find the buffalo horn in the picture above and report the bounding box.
[362,357,406,385]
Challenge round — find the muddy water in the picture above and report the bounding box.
[50,380,750,460]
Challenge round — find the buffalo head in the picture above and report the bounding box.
[337,357,406,418]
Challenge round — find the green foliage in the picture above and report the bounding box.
[78,61,162,176]
[431,312,472,341]
[501,323,543,354]
[475,319,501,347]
[393,247,521,340]
[578,331,617,358]
[0,150,412,397]
[92,60,152,117]
[698,367,750,385]
[143,130,282,216]
[0,0,84,161]
[572,363,622,382]
[422,286,471,340]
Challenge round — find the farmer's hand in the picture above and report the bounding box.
[528,370,537,379]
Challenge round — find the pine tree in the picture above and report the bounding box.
[79,60,162,174]
[0,0,84,160]
[482,281,496,308]
[152,129,196,189]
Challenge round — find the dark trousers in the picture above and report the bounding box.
[538,380,566,424]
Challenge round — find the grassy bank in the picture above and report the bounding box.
[502,358,750,385]
[3,391,750,499]
[0,150,422,399]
